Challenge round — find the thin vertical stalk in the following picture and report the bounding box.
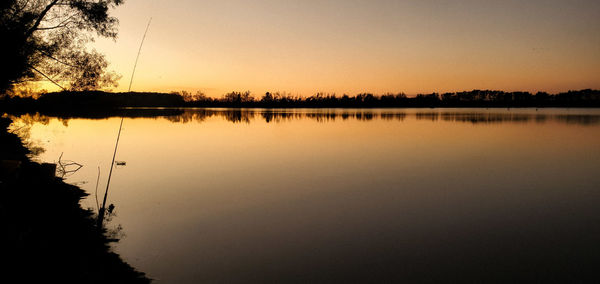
[97,17,152,229]
[97,118,123,228]
[128,18,152,92]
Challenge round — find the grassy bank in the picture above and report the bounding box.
[0,117,150,283]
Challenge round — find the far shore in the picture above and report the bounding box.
[1,89,599,111]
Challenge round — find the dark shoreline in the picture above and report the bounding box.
[2,89,600,111]
[0,117,150,283]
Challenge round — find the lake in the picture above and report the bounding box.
[9,108,600,282]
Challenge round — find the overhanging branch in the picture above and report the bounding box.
[36,49,79,68]
[28,64,67,90]
[25,0,61,39]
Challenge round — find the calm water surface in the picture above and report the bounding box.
[10,108,600,282]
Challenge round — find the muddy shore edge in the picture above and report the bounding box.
[0,117,150,283]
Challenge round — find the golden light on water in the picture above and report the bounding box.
[11,108,600,282]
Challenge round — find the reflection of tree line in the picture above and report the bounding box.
[415,112,600,125]
[162,110,409,124]
[162,109,600,125]
[9,109,600,126]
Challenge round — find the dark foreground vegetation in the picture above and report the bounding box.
[0,117,150,283]
[1,89,600,111]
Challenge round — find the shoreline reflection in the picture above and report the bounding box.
[7,108,600,126]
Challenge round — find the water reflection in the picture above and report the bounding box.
[7,108,600,126]
[4,108,600,282]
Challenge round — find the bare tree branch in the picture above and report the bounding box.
[36,49,79,68]
[28,64,67,90]
[25,0,61,39]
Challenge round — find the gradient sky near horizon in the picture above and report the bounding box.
[89,0,599,97]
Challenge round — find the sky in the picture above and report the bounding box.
[89,0,599,97]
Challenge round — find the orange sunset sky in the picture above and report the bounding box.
[76,0,599,97]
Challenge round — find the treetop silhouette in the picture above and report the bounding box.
[0,0,124,93]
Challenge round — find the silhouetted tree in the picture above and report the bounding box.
[223,91,254,105]
[0,0,124,94]
[261,92,274,104]
[194,91,210,102]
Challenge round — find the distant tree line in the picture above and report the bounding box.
[1,89,600,111]
[1,91,185,111]
[175,89,600,108]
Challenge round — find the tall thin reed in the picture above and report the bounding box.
[97,18,152,229]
